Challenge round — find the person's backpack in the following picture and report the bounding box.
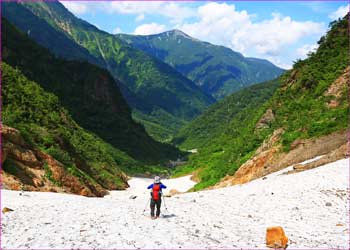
[151,183,162,200]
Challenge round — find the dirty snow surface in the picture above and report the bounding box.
[1,158,349,249]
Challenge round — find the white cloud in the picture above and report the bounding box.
[107,2,195,24]
[60,1,89,15]
[329,4,349,20]
[60,1,327,68]
[61,1,196,24]
[265,57,293,70]
[108,2,162,14]
[135,14,145,22]
[296,44,319,59]
[112,27,122,35]
[134,23,166,35]
[161,2,197,24]
[178,2,325,67]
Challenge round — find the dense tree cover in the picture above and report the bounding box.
[118,30,284,99]
[270,15,349,149]
[173,16,349,190]
[2,18,181,164]
[3,62,132,189]
[3,2,214,141]
[173,79,280,149]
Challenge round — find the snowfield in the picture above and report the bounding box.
[1,158,349,249]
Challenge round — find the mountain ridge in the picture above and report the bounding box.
[3,1,214,141]
[2,61,130,197]
[117,29,284,99]
[2,17,180,164]
[172,14,349,190]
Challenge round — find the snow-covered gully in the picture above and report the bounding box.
[1,158,349,249]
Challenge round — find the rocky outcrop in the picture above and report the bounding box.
[266,226,289,249]
[1,125,120,197]
[216,129,347,188]
[4,141,42,168]
[256,128,284,154]
[324,66,349,108]
[256,108,275,129]
[217,129,283,187]
[285,143,348,174]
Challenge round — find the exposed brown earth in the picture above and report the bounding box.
[213,67,349,188]
[284,143,348,175]
[1,125,119,197]
[324,66,349,108]
[216,129,347,188]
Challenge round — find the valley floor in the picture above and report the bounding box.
[1,157,349,249]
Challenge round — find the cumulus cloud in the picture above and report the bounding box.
[177,2,325,67]
[134,23,166,35]
[101,1,196,23]
[60,1,89,15]
[69,1,196,24]
[60,1,326,68]
[296,44,319,59]
[329,4,349,20]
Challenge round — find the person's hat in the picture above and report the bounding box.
[154,176,161,183]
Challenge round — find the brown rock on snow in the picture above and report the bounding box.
[168,189,182,196]
[266,226,289,249]
[2,207,14,214]
[292,164,304,170]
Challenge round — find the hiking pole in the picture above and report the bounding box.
[142,198,150,215]
[160,194,170,218]
[162,194,169,212]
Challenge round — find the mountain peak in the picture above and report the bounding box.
[166,29,193,39]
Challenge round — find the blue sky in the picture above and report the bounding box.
[60,1,349,69]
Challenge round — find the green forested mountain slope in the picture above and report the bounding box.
[3,2,214,141]
[2,18,180,164]
[118,30,284,99]
[173,79,280,150]
[3,62,132,193]
[173,16,349,190]
[1,2,102,66]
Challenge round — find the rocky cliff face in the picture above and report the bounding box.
[2,125,126,197]
[216,129,348,188]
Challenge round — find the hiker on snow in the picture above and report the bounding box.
[147,176,167,219]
